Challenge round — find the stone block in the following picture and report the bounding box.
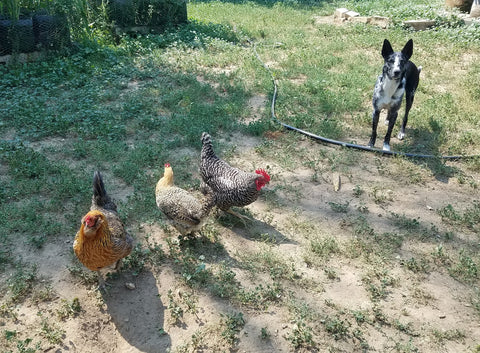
[349,16,371,24]
[403,19,436,31]
[369,16,390,28]
[345,10,360,19]
[464,17,480,25]
[334,8,349,19]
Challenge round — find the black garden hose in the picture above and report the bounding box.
[251,41,477,160]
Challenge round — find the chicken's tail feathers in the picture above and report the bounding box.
[200,132,217,163]
[201,132,212,145]
[92,171,117,211]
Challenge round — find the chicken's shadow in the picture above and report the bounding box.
[219,212,297,245]
[102,270,170,353]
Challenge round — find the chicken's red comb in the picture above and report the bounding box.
[164,163,171,167]
[255,168,270,182]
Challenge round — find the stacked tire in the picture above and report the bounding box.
[0,17,35,55]
[0,13,70,56]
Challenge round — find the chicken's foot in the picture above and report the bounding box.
[97,271,111,293]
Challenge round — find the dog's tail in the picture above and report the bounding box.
[417,66,422,75]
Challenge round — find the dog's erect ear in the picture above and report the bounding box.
[401,39,413,60]
[382,39,394,59]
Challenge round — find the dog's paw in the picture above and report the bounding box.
[397,132,405,140]
[382,143,391,152]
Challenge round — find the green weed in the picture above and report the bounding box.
[438,202,480,230]
[401,257,430,274]
[167,289,184,325]
[285,319,315,349]
[431,245,451,266]
[7,264,37,303]
[31,284,56,304]
[238,246,297,281]
[209,262,239,299]
[351,309,371,325]
[221,312,245,346]
[237,282,283,310]
[432,328,466,343]
[40,314,65,344]
[324,316,350,340]
[389,213,420,232]
[363,266,397,301]
[304,235,340,268]
[12,337,40,353]
[260,327,270,340]
[66,264,98,286]
[328,201,350,213]
[449,251,478,283]
[57,298,82,320]
[353,185,364,197]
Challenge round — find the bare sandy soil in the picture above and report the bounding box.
[2,113,479,353]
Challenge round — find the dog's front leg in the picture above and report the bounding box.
[398,92,414,140]
[368,109,381,148]
[383,110,398,151]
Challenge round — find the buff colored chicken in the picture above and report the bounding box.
[200,132,270,220]
[73,171,133,290]
[155,163,214,236]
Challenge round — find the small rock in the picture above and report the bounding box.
[439,314,446,319]
[125,282,136,290]
[332,172,341,191]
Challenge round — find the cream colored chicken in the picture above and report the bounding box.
[155,163,214,236]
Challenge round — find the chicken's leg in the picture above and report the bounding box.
[97,271,106,290]
[225,209,252,225]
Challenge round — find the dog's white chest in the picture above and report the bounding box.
[374,76,405,109]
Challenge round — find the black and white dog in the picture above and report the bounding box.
[368,39,422,151]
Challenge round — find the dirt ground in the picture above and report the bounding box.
[2,114,480,353]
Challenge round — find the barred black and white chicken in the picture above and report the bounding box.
[156,163,214,236]
[200,132,270,220]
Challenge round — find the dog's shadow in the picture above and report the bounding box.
[397,117,460,183]
[102,270,171,353]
